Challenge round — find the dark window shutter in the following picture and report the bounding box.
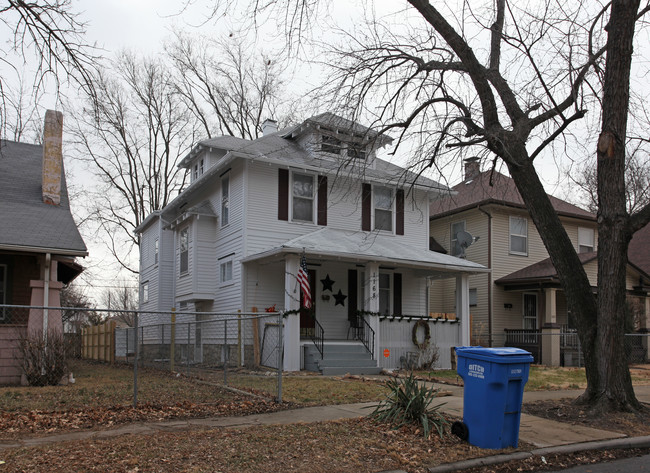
[393,273,402,316]
[396,189,404,235]
[278,168,289,221]
[317,175,328,226]
[361,183,371,231]
[348,269,358,322]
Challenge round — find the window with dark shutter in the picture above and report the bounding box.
[396,189,404,235]
[278,168,289,221]
[361,183,371,231]
[317,175,328,226]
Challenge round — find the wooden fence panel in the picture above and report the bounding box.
[81,321,115,363]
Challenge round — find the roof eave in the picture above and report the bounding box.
[0,243,88,257]
[242,246,489,274]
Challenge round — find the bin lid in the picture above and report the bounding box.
[455,346,533,363]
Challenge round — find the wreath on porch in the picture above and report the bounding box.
[412,320,431,350]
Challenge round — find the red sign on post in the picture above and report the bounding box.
[383,348,390,358]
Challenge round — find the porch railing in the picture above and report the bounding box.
[310,318,325,359]
[358,316,375,359]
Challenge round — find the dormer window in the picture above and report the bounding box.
[348,145,367,160]
[321,135,342,155]
[193,158,205,181]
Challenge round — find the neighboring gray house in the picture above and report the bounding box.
[0,110,88,385]
[136,113,487,373]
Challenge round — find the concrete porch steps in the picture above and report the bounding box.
[303,340,382,376]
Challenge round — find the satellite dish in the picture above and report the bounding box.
[455,230,479,258]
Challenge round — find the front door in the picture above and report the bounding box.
[523,293,538,330]
[300,269,316,338]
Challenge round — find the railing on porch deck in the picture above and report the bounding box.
[504,329,541,362]
[310,318,325,359]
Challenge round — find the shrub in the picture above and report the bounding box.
[369,372,448,438]
[17,330,68,386]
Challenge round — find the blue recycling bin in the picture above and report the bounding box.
[454,347,533,449]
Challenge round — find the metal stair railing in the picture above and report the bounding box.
[310,318,325,359]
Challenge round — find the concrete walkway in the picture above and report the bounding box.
[1,383,649,468]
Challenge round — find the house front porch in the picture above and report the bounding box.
[242,227,488,372]
[495,253,650,367]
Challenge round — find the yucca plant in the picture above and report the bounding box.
[369,373,448,438]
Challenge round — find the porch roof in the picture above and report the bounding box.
[495,252,598,289]
[242,227,488,274]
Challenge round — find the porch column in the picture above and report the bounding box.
[541,288,561,367]
[27,258,63,335]
[283,254,301,371]
[455,274,470,346]
[364,262,380,360]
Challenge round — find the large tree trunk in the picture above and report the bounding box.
[590,0,641,412]
[501,151,599,401]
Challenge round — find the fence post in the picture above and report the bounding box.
[187,321,191,377]
[277,311,283,403]
[170,308,176,372]
[238,310,242,367]
[224,318,228,385]
[133,312,139,408]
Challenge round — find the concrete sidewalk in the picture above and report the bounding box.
[1,383,648,466]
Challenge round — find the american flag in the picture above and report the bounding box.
[297,253,312,309]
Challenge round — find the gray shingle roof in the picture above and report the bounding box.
[243,227,488,273]
[189,114,448,192]
[0,140,87,255]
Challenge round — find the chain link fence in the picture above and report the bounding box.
[0,305,284,404]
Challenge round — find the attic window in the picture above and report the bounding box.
[348,145,366,160]
[321,135,342,155]
[193,159,205,181]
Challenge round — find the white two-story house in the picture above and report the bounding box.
[136,113,487,373]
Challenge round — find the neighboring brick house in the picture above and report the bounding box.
[429,158,650,366]
[0,111,87,385]
[136,113,487,373]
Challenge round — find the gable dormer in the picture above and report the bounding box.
[283,112,392,166]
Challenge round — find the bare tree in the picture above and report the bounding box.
[574,149,650,214]
[0,0,97,139]
[101,281,137,327]
[69,51,196,273]
[59,282,94,332]
[165,32,290,140]
[211,0,650,413]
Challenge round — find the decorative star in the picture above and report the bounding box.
[334,289,347,307]
[320,274,335,292]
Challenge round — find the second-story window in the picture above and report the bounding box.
[292,172,314,222]
[374,186,393,232]
[154,238,159,265]
[578,227,595,253]
[141,282,149,303]
[220,260,233,284]
[509,216,528,255]
[451,221,466,257]
[221,175,230,226]
[179,227,189,274]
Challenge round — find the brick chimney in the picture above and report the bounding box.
[463,157,481,182]
[262,118,278,136]
[42,110,63,206]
